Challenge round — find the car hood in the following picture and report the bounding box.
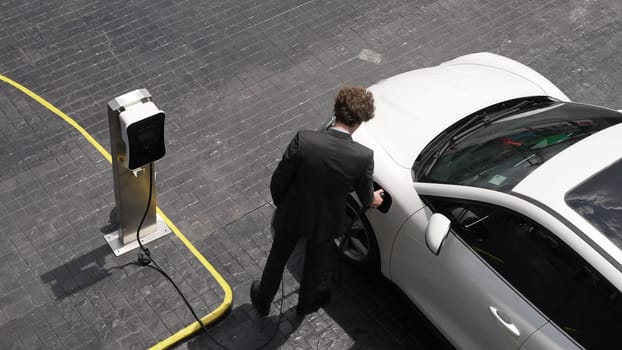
[353,52,569,169]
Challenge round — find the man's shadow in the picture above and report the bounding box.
[183,304,303,350]
[183,229,448,350]
[183,238,308,350]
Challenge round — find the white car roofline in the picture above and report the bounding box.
[441,52,570,101]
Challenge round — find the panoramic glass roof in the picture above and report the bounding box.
[566,158,622,250]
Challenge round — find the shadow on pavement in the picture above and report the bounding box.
[285,239,454,349]
[39,244,113,300]
[179,236,451,349]
[182,304,303,350]
[326,263,455,350]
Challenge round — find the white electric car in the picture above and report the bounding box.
[336,52,622,350]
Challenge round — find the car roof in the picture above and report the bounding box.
[513,122,622,262]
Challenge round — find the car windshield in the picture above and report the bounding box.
[417,101,622,191]
[566,158,622,250]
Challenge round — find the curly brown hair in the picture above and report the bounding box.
[333,86,375,126]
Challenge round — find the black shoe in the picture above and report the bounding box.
[250,280,270,317]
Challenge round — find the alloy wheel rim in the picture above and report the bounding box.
[335,207,371,262]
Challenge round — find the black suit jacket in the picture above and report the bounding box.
[270,129,374,242]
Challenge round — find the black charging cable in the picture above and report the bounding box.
[135,165,154,266]
[253,278,285,350]
[135,165,229,349]
[134,165,285,350]
[338,206,369,256]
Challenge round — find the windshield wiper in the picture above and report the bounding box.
[417,96,557,178]
[451,97,556,142]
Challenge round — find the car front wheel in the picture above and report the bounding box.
[334,197,380,272]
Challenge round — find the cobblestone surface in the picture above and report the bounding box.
[1,0,621,349]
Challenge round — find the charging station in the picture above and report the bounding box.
[105,88,171,256]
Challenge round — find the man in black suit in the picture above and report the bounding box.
[251,86,384,316]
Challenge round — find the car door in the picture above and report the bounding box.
[391,197,554,350]
[519,240,622,350]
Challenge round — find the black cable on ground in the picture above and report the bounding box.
[254,277,285,350]
[135,165,227,350]
[134,165,285,350]
[135,165,154,266]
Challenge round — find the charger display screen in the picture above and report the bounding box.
[126,112,166,169]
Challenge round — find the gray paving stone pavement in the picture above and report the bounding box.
[1,0,621,349]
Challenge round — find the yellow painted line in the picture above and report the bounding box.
[0,76,113,163]
[0,74,233,349]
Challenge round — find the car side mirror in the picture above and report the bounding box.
[425,213,451,255]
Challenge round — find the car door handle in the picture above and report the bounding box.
[489,306,520,337]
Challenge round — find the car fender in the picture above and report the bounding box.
[358,138,425,277]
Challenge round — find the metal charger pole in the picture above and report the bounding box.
[104,89,171,256]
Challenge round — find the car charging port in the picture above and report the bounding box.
[373,182,392,213]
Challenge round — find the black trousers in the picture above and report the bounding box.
[257,228,335,310]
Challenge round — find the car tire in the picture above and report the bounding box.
[334,196,380,273]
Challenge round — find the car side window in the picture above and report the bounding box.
[424,196,622,349]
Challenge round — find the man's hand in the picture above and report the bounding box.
[370,189,384,208]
